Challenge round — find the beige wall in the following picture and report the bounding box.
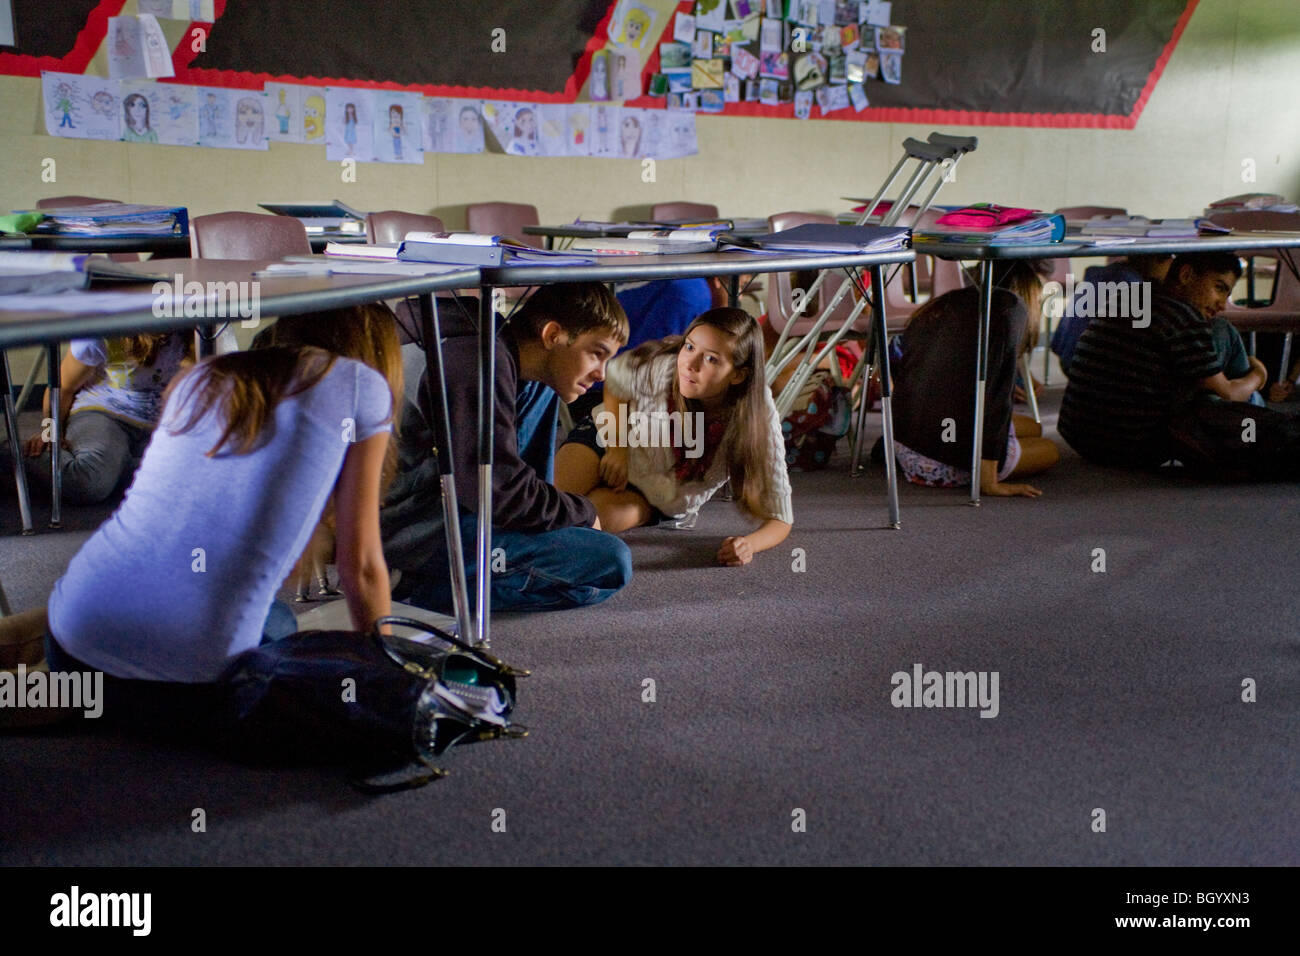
[2,0,1298,229]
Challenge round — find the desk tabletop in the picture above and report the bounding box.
[524,221,769,240]
[0,258,479,349]
[0,234,192,255]
[917,230,1300,261]
[482,247,914,286]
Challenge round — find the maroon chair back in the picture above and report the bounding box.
[366,210,445,245]
[651,201,719,222]
[190,211,311,259]
[465,202,541,248]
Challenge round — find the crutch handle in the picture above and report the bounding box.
[901,137,956,163]
[927,132,978,154]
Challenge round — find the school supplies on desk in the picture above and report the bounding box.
[397,232,594,267]
[259,255,467,277]
[323,241,400,259]
[1078,215,1232,238]
[28,202,189,238]
[717,223,911,254]
[569,228,720,255]
[914,208,1065,246]
[1206,193,1299,214]
[259,199,367,234]
[0,250,157,293]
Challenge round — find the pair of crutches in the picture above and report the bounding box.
[766,134,978,476]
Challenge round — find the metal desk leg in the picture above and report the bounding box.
[728,274,740,307]
[871,264,900,529]
[46,343,61,528]
[1020,352,1040,425]
[476,285,495,648]
[970,260,993,506]
[416,293,474,642]
[1,352,35,535]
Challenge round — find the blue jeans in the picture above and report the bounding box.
[397,512,631,614]
[26,410,151,505]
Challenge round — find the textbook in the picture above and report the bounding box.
[1078,216,1232,238]
[260,255,468,277]
[323,241,400,258]
[29,202,189,238]
[397,232,594,267]
[259,200,367,233]
[569,228,720,255]
[717,223,911,254]
[0,250,157,294]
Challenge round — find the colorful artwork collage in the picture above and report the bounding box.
[634,0,904,118]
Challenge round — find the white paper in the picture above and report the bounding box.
[423,98,485,154]
[42,72,122,141]
[197,86,268,150]
[565,104,593,156]
[674,12,695,44]
[610,45,641,100]
[325,88,375,160]
[694,0,727,33]
[373,90,423,163]
[659,111,698,158]
[589,104,619,158]
[265,82,303,143]
[0,292,160,314]
[607,0,659,51]
[862,0,891,26]
[536,104,570,157]
[122,80,197,146]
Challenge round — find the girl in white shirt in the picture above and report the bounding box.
[556,308,793,566]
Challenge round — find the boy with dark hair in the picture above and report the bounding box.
[382,283,633,614]
[1060,252,1300,477]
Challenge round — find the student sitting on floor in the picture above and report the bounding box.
[888,259,1060,498]
[554,307,792,566]
[24,333,192,504]
[383,283,633,613]
[1051,254,1173,375]
[1059,252,1300,478]
[44,304,401,700]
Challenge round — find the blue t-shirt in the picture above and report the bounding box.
[49,355,393,682]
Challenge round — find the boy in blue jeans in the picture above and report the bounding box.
[382,284,632,614]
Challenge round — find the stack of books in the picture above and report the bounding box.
[0,250,149,294]
[914,210,1065,246]
[1078,216,1231,238]
[397,232,593,267]
[718,223,910,254]
[570,228,721,255]
[31,202,189,238]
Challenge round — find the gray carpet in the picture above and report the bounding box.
[2,390,1298,866]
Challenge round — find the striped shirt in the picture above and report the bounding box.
[1059,293,1222,467]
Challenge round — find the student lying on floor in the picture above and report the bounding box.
[555,307,793,566]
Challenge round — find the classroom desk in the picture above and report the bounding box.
[0,259,483,645]
[918,230,1300,504]
[0,234,192,256]
[523,222,767,250]
[466,247,914,646]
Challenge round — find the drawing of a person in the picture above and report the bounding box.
[275,88,291,135]
[343,102,358,156]
[235,96,263,144]
[620,113,641,157]
[122,92,158,143]
[623,7,650,48]
[199,92,219,139]
[91,90,116,118]
[508,107,538,156]
[590,52,609,101]
[388,104,405,159]
[457,105,483,151]
[54,82,75,129]
[614,54,628,99]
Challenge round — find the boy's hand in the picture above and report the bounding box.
[598,446,628,491]
[717,535,753,566]
[1268,381,1294,403]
